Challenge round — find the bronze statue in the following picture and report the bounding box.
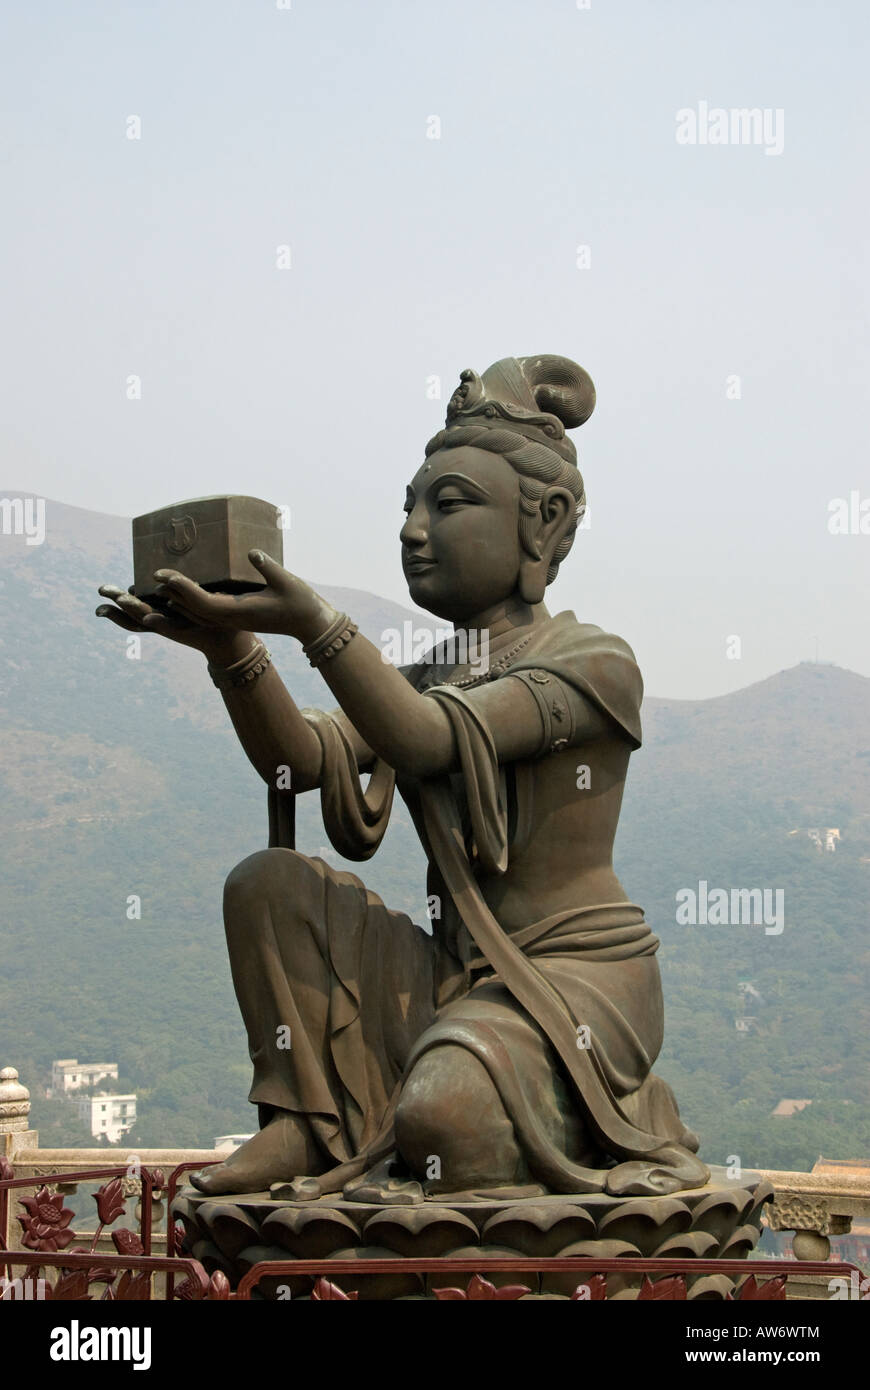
[96,354,709,1203]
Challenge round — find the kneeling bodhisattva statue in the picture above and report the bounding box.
[97,354,709,1204]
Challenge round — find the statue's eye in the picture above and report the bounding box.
[437,495,471,511]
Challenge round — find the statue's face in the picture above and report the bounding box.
[401,446,523,622]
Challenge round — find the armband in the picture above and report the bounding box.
[505,668,576,756]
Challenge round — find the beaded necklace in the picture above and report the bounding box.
[419,632,535,690]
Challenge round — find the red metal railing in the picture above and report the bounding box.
[1,1248,221,1300]
[0,1162,159,1258]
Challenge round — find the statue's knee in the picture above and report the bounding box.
[224,848,312,916]
[395,1046,518,1184]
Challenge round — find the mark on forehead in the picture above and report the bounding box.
[423,463,431,472]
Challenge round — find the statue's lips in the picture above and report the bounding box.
[404,557,437,574]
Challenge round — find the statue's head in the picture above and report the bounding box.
[401,355,595,623]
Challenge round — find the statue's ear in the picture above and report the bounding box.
[518,487,575,603]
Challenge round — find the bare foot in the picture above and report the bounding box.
[190,1113,321,1196]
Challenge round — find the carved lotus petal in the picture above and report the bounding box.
[483,1203,595,1257]
[597,1197,691,1252]
[654,1230,719,1259]
[560,1238,639,1258]
[689,1188,751,1246]
[261,1205,361,1257]
[363,1206,478,1256]
[719,1224,763,1260]
[169,1194,206,1245]
[190,1237,233,1278]
[199,1202,263,1260]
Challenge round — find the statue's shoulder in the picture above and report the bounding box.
[518,610,639,667]
[512,612,644,748]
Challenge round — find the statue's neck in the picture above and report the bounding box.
[454,597,550,659]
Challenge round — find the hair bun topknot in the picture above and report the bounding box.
[516,355,596,429]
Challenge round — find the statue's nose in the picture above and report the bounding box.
[400,510,427,546]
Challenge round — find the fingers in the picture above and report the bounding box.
[98,585,155,622]
[153,571,226,615]
[152,571,248,627]
[248,550,291,591]
[139,610,196,637]
[97,582,196,637]
[96,604,143,634]
[96,584,152,633]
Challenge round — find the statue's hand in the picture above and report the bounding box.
[147,551,335,644]
[95,582,247,662]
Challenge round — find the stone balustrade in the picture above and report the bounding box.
[759,1166,870,1261]
[758,1164,870,1298]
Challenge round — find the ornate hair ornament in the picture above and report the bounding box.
[443,355,596,465]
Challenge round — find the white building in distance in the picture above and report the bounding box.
[214,1134,254,1152]
[788,828,841,853]
[78,1093,137,1143]
[51,1059,119,1094]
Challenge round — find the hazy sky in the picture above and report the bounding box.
[3,0,868,698]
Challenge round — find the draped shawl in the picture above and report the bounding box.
[266,613,702,1193]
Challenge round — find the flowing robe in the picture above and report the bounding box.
[247,612,705,1195]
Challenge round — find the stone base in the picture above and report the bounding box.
[172,1166,773,1300]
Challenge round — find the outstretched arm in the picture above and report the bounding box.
[95,583,370,792]
[153,554,609,779]
[211,647,323,791]
[216,653,377,791]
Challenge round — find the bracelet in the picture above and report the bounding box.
[208,640,272,690]
[303,612,359,668]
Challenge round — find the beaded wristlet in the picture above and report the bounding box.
[303,612,359,668]
[208,640,272,690]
